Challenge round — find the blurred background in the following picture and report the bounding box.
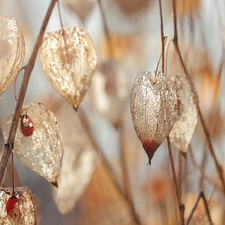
[1,0,225,224]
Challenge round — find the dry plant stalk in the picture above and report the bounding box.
[185,191,212,225]
[159,0,185,224]
[0,0,58,185]
[171,0,225,194]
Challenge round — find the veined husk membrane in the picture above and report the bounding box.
[130,71,198,163]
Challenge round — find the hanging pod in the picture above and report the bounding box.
[169,74,199,153]
[3,103,63,186]
[0,15,25,95]
[40,26,97,110]
[130,71,179,164]
[0,186,38,225]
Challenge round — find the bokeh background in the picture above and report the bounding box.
[1,0,225,224]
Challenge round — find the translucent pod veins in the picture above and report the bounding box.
[0,186,38,225]
[169,74,199,153]
[40,26,97,110]
[3,103,63,186]
[0,15,25,95]
[130,71,179,164]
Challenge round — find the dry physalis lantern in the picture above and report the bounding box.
[0,15,25,95]
[40,26,97,110]
[3,102,63,186]
[169,74,198,153]
[130,71,179,164]
[0,186,38,225]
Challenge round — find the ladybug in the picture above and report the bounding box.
[20,114,34,137]
[6,196,18,215]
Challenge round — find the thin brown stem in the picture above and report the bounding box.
[198,110,225,193]
[171,0,225,194]
[199,146,207,190]
[178,152,183,200]
[185,191,212,225]
[189,145,212,188]
[172,0,178,43]
[57,0,71,64]
[0,0,57,185]
[57,0,64,30]
[158,0,165,73]
[78,107,141,225]
[98,0,114,58]
[11,153,14,195]
[77,108,124,196]
[189,144,225,197]
[119,124,142,225]
[167,137,185,225]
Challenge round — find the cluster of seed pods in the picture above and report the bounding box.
[130,71,198,163]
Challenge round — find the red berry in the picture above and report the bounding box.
[20,114,34,137]
[6,196,18,215]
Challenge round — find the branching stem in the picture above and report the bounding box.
[171,0,225,194]
[0,0,57,185]
[186,191,212,225]
[119,124,142,225]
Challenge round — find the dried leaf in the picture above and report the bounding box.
[40,26,97,110]
[0,186,38,225]
[52,103,97,215]
[0,15,25,95]
[3,102,63,185]
[130,71,178,164]
[169,74,198,153]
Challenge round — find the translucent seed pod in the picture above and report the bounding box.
[0,15,25,95]
[40,26,97,110]
[169,74,199,153]
[130,71,179,164]
[0,186,38,225]
[3,103,63,186]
